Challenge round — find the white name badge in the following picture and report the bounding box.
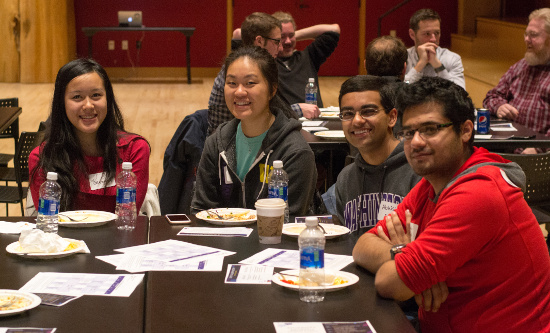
[377,200,398,221]
[89,172,116,190]
[223,166,233,185]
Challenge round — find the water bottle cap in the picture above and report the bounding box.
[308,78,314,83]
[273,160,283,168]
[122,162,132,170]
[46,172,57,181]
[305,216,318,227]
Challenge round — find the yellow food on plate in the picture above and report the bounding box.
[0,295,31,311]
[332,277,349,285]
[64,241,81,251]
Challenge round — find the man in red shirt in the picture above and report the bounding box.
[353,76,550,333]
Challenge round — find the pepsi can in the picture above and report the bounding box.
[477,109,490,134]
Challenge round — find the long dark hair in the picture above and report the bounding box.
[33,58,125,210]
[224,46,297,119]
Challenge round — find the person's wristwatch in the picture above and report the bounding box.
[434,64,446,73]
[390,244,407,260]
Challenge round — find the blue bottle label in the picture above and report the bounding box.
[300,247,324,269]
[305,93,317,104]
[268,185,288,201]
[38,198,60,215]
[116,188,136,204]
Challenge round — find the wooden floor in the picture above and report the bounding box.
[0,76,347,217]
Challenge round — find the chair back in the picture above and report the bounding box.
[13,131,45,184]
[0,97,19,142]
[498,152,550,206]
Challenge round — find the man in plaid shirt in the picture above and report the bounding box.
[483,8,550,153]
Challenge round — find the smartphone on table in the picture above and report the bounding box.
[165,214,191,224]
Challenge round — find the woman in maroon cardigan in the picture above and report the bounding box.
[29,58,149,213]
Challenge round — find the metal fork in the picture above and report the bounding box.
[59,213,89,222]
[206,209,226,220]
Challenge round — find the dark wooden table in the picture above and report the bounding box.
[145,215,416,333]
[303,118,550,152]
[82,27,196,84]
[0,107,22,133]
[0,216,148,332]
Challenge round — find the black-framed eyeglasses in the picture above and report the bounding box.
[339,107,382,121]
[396,122,453,141]
[263,36,281,46]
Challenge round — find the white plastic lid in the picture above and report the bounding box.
[305,216,318,227]
[122,162,132,170]
[308,78,314,83]
[273,160,283,168]
[46,172,57,181]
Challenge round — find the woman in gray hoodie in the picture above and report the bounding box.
[191,46,317,216]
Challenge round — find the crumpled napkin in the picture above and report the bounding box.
[0,221,36,234]
[17,229,90,254]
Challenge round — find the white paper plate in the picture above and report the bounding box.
[0,290,41,317]
[282,223,350,239]
[318,112,340,119]
[319,107,340,112]
[196,208,257,226]
[272,270,359,292]
[59,210,116,228]
[6,238,84,259]
[314,130,346,139]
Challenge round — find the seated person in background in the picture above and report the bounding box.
[322,35,411,215]
[484,8,550,154]
[365,35,408,81]
[405,9,465,88]
[272,11,340,116]
[29,58,150,213]
[334,76,421,235]
[353,77,550,333]
[208,12,286,135]
[191,46,317,216]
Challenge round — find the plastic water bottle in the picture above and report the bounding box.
[115,162,137,231]
[305,78,317,105]
[267,160,289,224]
[299,216,326,302]
[36,172,61,234]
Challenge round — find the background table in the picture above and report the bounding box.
[0,217,148,332]
[82,27,196,84]
[145,215,416,333]
[303,119,550,152]
[0,107,22,133]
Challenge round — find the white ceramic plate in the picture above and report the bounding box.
[319,107,340,112]
[6,238,84,259]
[272,270,359,292]
[0,290,41,317]
[314,130,346,139]
[196,208,257,226]
[58,210,117,228]
[282,223,350,239]
[318,112,340,119]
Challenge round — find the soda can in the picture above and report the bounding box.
[477,108,490,134]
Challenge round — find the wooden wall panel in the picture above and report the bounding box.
[0,0,20,82]
[19,0,76,83]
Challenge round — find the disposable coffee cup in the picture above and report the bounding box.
[255,198,286,244]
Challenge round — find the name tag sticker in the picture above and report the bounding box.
[224,167,233,185]
[377,200,398,221]
[89,172,116,190]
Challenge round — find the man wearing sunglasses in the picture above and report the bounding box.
[353,77,550,333]
[333,76,421,235]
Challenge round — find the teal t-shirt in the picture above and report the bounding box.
[236,123,268,181]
